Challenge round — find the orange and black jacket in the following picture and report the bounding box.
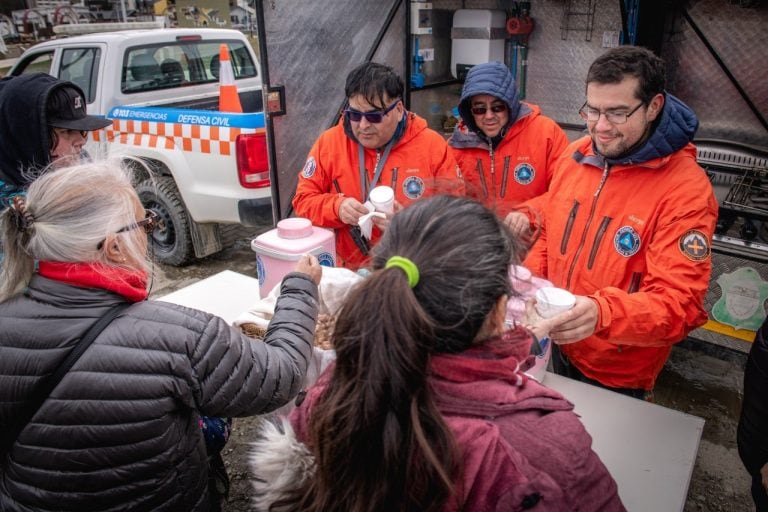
[293,112,463,270]
[449,103,568,219]
[524,94,718,390]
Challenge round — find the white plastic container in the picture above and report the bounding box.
[251,218,336,298]
[451,9,507,79]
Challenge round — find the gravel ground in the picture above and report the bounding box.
[151,230,755,512]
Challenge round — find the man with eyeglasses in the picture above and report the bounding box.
[523,46,717,399]
[293,62,463,270]
[448,61,567,235]
[0,73,112,209]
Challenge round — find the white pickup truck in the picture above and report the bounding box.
[9,28,271,265]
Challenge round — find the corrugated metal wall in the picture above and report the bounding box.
[262,0,766,217]
[262,0,404,218]
[663,0,768,148]
[409,0,767,147]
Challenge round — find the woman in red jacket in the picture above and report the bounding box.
[250,195,624,512]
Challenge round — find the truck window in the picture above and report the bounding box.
[12,51,54,75]
[121,39,257,94]
[60,48,100,104]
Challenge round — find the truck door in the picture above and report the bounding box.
[58,45,105,115]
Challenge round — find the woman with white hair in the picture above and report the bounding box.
[0,160,320,511]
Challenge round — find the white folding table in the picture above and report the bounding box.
[545,373,703,511]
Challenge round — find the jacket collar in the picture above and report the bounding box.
[429,329,574,417]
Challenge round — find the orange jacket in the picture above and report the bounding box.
[449,103,568,218]
[524,137,718,390]
[293,113,463,269]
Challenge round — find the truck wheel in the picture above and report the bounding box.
[135,177,194,266]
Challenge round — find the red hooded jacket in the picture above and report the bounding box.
[285,329,624,511]
[292,113,463,269]
[524,135,718,390]
[449,103,568,218]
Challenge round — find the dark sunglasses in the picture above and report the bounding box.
[344,99,400,124]
[97,211,159,250]
[470,104,508,116]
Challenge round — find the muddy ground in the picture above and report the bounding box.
[150,230,755,512]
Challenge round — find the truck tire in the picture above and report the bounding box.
[135,177,194,266]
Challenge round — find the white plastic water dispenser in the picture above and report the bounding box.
[451,9,507,80]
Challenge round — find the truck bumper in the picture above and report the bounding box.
[238,197,274,227]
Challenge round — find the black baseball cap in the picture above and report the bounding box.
[46,85,112,131]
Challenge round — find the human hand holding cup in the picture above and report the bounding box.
[523,286,577,341]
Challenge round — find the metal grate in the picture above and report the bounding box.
[697,145,768,172]
[722,168,768,220]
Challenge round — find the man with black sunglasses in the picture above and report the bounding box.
[523,46,717,399]
[448,61,567,237]
[293,62,463,270]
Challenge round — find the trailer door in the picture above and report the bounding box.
[254,0,406,220]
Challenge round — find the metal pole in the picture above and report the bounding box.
[120,0,127,22]
[254,0,281,222]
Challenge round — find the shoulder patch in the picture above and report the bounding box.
[679,230,710,261]
[614,226,641,257]
[301,157,317,179]
[513,163,535,185]
[402,176,425,200]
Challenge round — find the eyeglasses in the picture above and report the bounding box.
[579,101,645,124]
[470,104,508,116]
[97,211,159,250]
[344,99,400,124]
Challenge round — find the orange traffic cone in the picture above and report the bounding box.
[218,44,243,113]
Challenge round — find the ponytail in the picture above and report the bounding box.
[294,268,458,512]
[0,200,35,301]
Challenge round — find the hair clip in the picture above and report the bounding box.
[10,195,35,232]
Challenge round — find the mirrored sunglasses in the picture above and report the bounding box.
[470,104,508,116]
[344,99,400,124]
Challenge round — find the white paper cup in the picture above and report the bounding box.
[369,186,394,213]
[535,287,576,318]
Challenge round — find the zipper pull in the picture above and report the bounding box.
[595,161,610,197]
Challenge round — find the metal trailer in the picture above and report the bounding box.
[253,0,768,353]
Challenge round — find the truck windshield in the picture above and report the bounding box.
[121,39,257,93]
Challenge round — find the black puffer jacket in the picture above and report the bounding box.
[0,272,318,511]
[738,317,768,476]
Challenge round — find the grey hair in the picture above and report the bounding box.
[0,159,152,302]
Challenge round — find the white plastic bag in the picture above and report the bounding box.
[233,266,362,415]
